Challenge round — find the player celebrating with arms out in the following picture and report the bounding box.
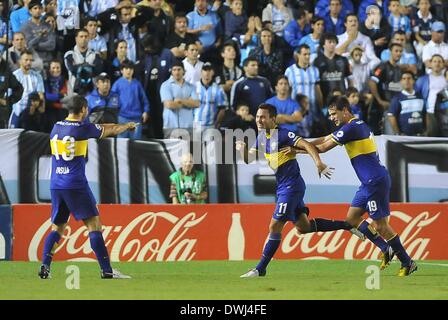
[287,96,417,276]
[39,95,138,279]
[236,103,363,278]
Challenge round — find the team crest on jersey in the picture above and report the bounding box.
[95,124,102,131]
[288,132,295,139]
[336,131,344,138]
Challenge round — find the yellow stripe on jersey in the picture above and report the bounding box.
[344,136,377,159]
[50,139,88,157]
[264,152,296,170]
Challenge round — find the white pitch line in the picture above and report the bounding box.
[416,262,448,267]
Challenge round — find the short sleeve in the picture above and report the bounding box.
[280,129,302,147]
[84,122,103,139]
[160,82,173,102]
[388,96,400,117]
[331,123,354,145]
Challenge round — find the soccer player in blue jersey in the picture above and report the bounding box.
[297,96,417,276]
[236,103,364,278]
[38,95,138,279]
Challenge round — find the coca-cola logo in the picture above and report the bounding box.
[279,210,442,260]
[28,211,208,262]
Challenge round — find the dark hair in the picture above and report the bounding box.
[67,95,88,115]
[346,86,359,96]
[258,103,277,118]
[174,13,187,22]
[392,30,406,38]
[171,61,185,70]
[75,28,89,37]
[20,49,33,57]
[120,59,135,70]
[295,94,308,105]
[236,102,249,111]
[186,42,198,51]
[114,39,127,51]
[243,56,258,67]
[294,8,306,20]
[431,54,444,62]
[296,44,310,55]
[28,92,41,102]
[401,70,415,79]
[311,16,324,25]
[344,13,358,24]
[275,75,289,86]
[221,40,238,54]
[83,16,98,27]
[260,27,273,35]
[328,96,352,113]
[320,32,339,48]
[389,42,403,50]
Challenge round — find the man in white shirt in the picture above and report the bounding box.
[336,13,381,71]
[422,21,448,71]
[183,43,204,85]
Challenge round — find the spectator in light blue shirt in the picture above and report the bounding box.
[85,17,108,60]
[283,8,311,52]
[160,61,200,136]
[111,60,150,140]
[10,0,32,33]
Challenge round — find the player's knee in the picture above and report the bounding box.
[51,223,66,235]
[295,224,310,234]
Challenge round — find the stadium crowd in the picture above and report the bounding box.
[0,0,447,138]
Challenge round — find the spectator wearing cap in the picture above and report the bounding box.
[111,60,150,139]
[165,14,202,61]
[44,59,68,128]
[261,0,293,38]
[283,8,311,52]
[21,0,56,68]
[319,0,346,36]
[193,62,228,128]
[86,72,120,124]
[336,13,381,72]
[422,22,448,71]
[183,43,204,86]
[10,0,32,33]
[160,61,200,136]
[358,0,390,24]
[360,4,391,58]
[411,0,436,60]
[85,17,108,60]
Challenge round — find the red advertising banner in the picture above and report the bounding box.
[12,203,448,261]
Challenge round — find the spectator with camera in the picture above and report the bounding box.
[86,72,120,124]
[64,29,104,95]
[169,152,208,204]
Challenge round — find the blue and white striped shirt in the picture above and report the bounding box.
[284,64,320,108]
[388,14,411,35]
[12,69,44,117]
[194,81,227,126]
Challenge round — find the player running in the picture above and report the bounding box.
[39,95,138,279]
[287,96,417,276]
[236,103,363,278]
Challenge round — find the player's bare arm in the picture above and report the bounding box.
[100,122,138,138]
[294,138,334,179]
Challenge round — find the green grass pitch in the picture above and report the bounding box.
[1,260,447,299]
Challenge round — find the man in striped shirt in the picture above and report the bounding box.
[10,50,45,128]
[285,44,323,134]
[194,62,227,128]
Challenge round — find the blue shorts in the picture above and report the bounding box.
[50,188,99,225]
[273,190,307,223]
[351,175,391,220]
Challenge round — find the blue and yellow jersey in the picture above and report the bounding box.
[251,127,304,194]
[49,118,104,189]
[331,118,388,184]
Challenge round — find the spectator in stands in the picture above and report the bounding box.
[434,69,448,137]
[248,28,284,86]
[415,54,447,135]
[56,0,82,54]
[387,0,412,40]
[295,93,312,138]
[160,61,200,137]
[299,16,325,63]
[285,44,324,136]
[193,62,228,128]
[314,0,354,21]
[64,29,104,95]
[18,92,47,132]
[86,72,120,124]
[261,0,293,38]
[336,13,381,71]
[360,4,391,58]
[0,56,24,129]
[283,8,311,52]
[215,42,243,100]
[314,33,353,106]
[108,40,128,84]
[358,0,390,24]
[240,15,262,64]
[349,45,372,95]
[187,0,222,64]
[320,0,346,36]
[10,50,45,128]
[183,43,204,85]
[10,0,31,33]
[111,60,150,139]
[3,32,44,73]
[230,57,273,116]
[346,86,366,120]
[169,152,208,204]
[21,0,56,68]
[44,59,68,128]
[422,22,448,71]
[44,0,57,17]
[89,0,119,18]
[85,17,108,60]
[265,75,302,133]
[165,14,202,61]
[368,42,403,134]
[0,2,11,55]
[224,0,248,42]
[388,71,428,136]
[381,31,417,75]
[137,0,174,48]
[219,102,256,131]
[412,0,435,59]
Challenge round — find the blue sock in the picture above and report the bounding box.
[89,231,112,273]
[256,233,281,273]
[310,218,351,232]
[357,221,389,252]
[388,234,411,267]
[42,231,61,267]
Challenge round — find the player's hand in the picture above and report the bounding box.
[235,140,246,151]
[128,122,139,131]
[317,163,334,179]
